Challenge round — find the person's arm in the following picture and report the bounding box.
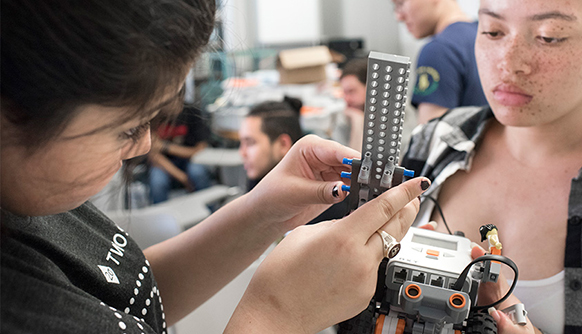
[226,173,427,333]
[143,135,357,325]
[417,102,450,124]
[144,135,429,329]
[165,141,208,159]
[148,152,191,189]
[151,131,207,159]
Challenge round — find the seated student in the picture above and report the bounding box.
[393,0,488,123]
[238,97,303,191]
[402,0,582,332]
[338,58,367,151]
[239,97,351,222]
[1,1,430,332]
[148,106,213,203]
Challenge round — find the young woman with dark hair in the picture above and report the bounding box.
[0,1,428,332]
[404,0,582,332]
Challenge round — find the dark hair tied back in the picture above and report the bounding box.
[283,96,303,115]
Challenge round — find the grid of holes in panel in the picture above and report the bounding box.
[364,61,409,184]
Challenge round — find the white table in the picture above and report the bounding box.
[191,148,242,167]
[106,185,242,231]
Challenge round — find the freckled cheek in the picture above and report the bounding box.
[536,59,577,96]
[558,54,582,87]
[476,47,496,76]
[476,57,496,90]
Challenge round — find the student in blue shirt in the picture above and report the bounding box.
[394,0,488,123]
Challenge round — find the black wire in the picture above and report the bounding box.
[419,195,518,310]
[452,254,519,311]
[421,194,453,235]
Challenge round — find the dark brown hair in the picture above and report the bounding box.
[247,96,304,144]
[340,58,368,85]
[1,0,216,150]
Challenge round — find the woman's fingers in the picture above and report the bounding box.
[488,308,535,334]
[335,177,430,241]
[368,198,422,259]
[295,179,350,206]
[376,195,422,238]
[419,221,438,230]
[288,135,360,172]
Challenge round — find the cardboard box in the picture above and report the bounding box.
[277,46,332,84]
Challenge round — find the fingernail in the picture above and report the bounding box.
[427,221,438,229]
[332,185,340,198]
[488,307,500,321]
[421,179,430,191]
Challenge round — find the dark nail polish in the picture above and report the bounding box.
[421,180,430,191]
[332,185,340,198]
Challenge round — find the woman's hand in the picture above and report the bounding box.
[246,135,360,234]
[471,245,540,334]
[420,223,539,334]
[226,176,430,333]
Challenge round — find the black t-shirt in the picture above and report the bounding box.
[1,203,167,333]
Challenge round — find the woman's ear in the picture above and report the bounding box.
[275,133,294,156]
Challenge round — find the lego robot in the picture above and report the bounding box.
[337,52,523,334]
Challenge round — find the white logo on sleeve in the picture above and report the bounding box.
[98,265,120,284]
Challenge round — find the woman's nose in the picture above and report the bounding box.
[497,37,532,76]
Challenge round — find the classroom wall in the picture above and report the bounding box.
[221,0,479,56]
[325,0,401,55]
[221,0,401,52]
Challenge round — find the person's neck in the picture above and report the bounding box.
[434,4,472,35]
[492,110,582,166]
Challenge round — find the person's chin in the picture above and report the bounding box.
[491,106,541,127]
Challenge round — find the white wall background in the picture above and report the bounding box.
[255,0,321,44]
[221,0,400,52]
[330,0,401,54]
[459,0,480,20]
[221,0,255,51]
[221,0,480,56]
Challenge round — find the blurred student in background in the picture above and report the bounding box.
[238,97,303,190]
[148,106,213,203]
[394,0,488,123]
[239,97,350,222]
[338,58,367,151]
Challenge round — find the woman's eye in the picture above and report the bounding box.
[481,31,502,38]
[121,122,151,141]
[538,36,567,44]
